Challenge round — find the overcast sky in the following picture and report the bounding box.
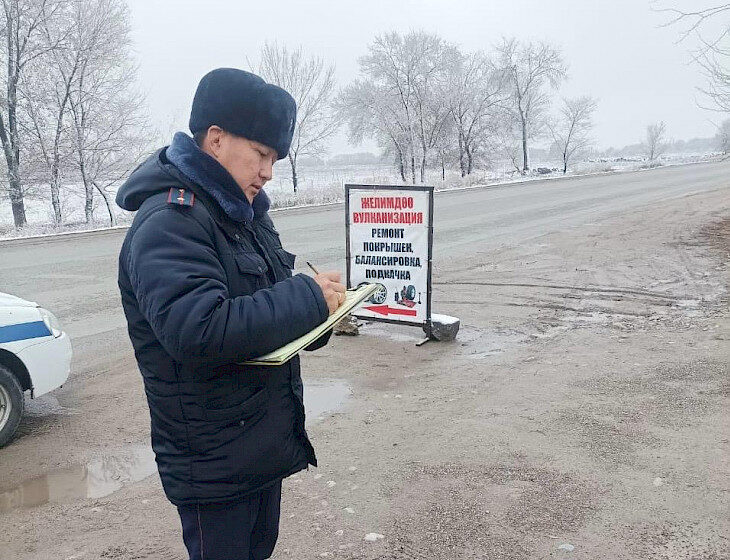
[126,0,724,153]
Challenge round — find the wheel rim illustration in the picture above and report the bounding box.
[371,284,387,304]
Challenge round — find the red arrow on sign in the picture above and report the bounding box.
[363,305,418,317]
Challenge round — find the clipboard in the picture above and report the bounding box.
[239,283,378,366]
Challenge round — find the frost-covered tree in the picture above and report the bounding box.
[548,96,597,173]
[446,50,507,176]
[715,117,730,153]
[67,0,149,225]
[430,116,458,180]
[496,38,567,173]
[658,3,730,111]
[0,0,64,228]
[256,42,338,192]
[345,31,454,183]
[337,79,412,181]
[409,34,453,182]
[22,0,86,225]
[357,31,418,183]
[644,121,668,161]
[0,0,146,228]
[493,113,525,174]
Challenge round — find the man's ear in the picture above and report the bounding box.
[204,126,224,159]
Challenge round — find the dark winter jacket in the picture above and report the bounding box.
[116,138,330,505]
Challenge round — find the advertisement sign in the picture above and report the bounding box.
[345,184,434,329]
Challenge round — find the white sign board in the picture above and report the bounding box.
[345,184,433,327]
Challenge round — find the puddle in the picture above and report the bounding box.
[338,317,532,359]
[1,380,351,514]
[457,325,526,359]
[305,380,351,422]
[0,444,156,514]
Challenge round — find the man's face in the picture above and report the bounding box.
[202,126,277,203]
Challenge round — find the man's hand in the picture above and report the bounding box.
[313,271,346,315]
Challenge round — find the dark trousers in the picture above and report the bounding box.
[177,480,282,560]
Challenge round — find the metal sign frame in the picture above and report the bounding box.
[345,183,434,335]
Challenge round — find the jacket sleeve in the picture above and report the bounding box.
[125,207,329,365]
[303,329,332,352]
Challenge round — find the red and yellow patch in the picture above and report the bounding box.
[167,188,195,207]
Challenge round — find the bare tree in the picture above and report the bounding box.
[68,0,149,225]
[343,31,454,183]
[357,31,420,183]
[715,117,730,153]
[0,0,63,227]
[697,47,730,112]
[447,50,507,176]
[21,0,83,224]
[256,42,338,192]
[645,121,668,161]
[430,115,457,181]
[71,91,149,226]
[337,79,411,181]
[21,65,73,225]
[549,96,597,173]
[493,115,525,175]
[409,33,453,182]
[658,3,730,111]
[496,38,567,174]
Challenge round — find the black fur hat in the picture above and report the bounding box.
[189,68,296,160]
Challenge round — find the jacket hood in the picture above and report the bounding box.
[116,149,182,212]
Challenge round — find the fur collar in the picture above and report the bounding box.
[165,132,270,223]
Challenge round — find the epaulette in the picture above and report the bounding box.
[167,187,195,207]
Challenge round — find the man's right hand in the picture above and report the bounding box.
[313,271,346,315]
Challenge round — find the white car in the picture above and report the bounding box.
[0,292,72,447]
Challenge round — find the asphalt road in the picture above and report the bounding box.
[1,160,728,341]
[1,160,729,559]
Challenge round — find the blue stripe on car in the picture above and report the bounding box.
[0,321,52,343]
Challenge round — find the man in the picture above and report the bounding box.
[116,68,345,560]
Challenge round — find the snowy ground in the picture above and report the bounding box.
[0,151,722,240]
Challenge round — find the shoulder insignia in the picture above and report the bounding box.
[167,187,195,207]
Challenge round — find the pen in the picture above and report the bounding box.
[306,261,320,275]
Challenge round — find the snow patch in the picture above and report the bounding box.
[430,313,459,325]
[364,533,384,542]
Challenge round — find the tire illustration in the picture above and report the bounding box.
[0,364,24,448]
[405,285,416,301]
